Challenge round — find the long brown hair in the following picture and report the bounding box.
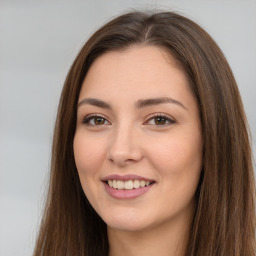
[33,11,255,256]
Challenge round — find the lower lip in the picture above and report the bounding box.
[103,182,154,199]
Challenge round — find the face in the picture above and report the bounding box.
[73,46,203,232]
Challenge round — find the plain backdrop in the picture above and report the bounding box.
[0,0,255,255]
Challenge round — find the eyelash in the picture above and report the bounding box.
[82,113,176,127]
[145,113,176,126]
[82,114,110,126]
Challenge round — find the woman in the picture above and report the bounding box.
[33,11,255,256]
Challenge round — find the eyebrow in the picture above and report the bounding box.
[136,97,187,110]
[77,98,111,109]
[77,97,187,110]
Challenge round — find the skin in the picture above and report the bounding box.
[73,46,203,256]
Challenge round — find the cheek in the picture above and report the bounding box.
[148,132,202,215]
[149,130,202,183]
[73,133,105,175]
[73,133,107,205]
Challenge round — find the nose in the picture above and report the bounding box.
[107,124,143,167]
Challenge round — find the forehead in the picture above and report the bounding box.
[79,46,193,103]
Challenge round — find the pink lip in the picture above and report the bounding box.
[102,174,154,182]
[103,182,154,199]
[102,174,155,200]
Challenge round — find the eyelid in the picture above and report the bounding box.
[144,113,176,126]
[81,112,176,127]
[82,114,111,125]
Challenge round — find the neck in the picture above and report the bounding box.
[108,212,192,256]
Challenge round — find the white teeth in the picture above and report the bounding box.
[107,179,152,190]
[125,180,133,190]
[108,180,113,188]
[117,180,125,189]
[133,180,140,189]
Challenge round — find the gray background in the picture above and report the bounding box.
[0,0,255,255]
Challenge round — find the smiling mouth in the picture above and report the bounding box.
[106,180,154,190]
[102,175,155,199]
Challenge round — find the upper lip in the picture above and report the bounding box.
[102,174,155,182]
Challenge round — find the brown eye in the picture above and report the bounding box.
[146,114,175,126]
[154,116,167,125]
[83,115,110,126]
[94,117,105,125]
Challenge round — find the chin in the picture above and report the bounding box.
[103,211,151,232]
[107,220,148,232]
